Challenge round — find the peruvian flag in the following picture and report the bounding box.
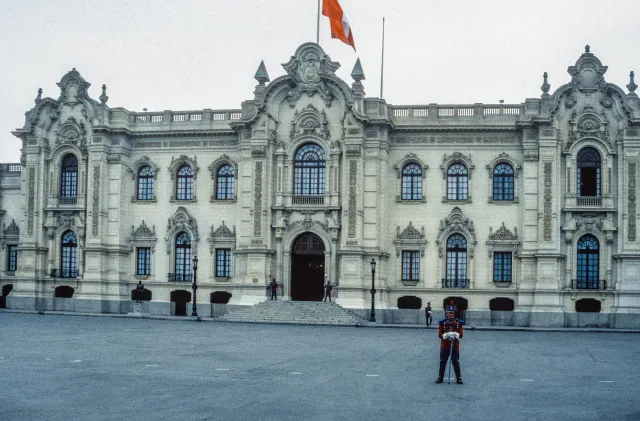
[322,0,356,51]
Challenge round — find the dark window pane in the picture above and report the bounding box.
[136,247,151,276]
[216,165,235,200]
[60,154,78,198]
[176,165,194,200]
[294,144,325,196]
[137,166,155,200]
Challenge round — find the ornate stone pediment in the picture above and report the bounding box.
[436,207,476,257]
[57,68,91,104]
[486,223,520,258]
[567,46,608,93]
[567,105,609,146]
[55,117,86,148]
[282,43,339,107]
[129,220,157,251]
[488,223,518,241]
[1,219,20,250]
[290,104,330,140]
[394,221,427,256]
[212,221,235,239]
[208,221,236,254]
[397,221,424,240]
[165,207,199,253]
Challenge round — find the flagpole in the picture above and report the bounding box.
[380,17,386,98]
[317,0,321,44]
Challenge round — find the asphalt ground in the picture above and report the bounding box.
[1,312,639,421]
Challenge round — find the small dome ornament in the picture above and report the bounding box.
[99,84,109,104]
[541,72,550,98]
[254,60,270,85]
[627,71,638,97]
[35,88,42,105]
[585,45,591,54]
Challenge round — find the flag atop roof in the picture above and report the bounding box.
[322,0,356,51]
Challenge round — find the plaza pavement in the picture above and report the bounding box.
[1,312,639,421]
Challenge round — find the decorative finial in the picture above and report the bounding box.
[254,60,270,85]
[35,88,42,105]
[541,72,550,97]
[351,58,365,82]
[585,45,590,54]
[99,84,109,104]
[627,71,638,96]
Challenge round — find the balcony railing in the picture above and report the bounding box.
[50,269,79,278]
[442,279,469,288]
[576,196,602,207]
[571,279,607,290]
[564,195,613,209]
[168,273,192,282]
[292,195,325,205]
[58,196,78,205]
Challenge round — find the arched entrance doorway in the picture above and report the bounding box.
[291,232,325,301]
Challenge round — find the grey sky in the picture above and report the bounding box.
[1,0,639,163]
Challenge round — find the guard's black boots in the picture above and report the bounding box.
[456,377,464,384]
[435,377,443,384]
[437,361,447,382]
[453,361,461,380]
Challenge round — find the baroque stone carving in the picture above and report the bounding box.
[348,160,357,238]
[629,163,637,242]
[486,223,520,258]
[253,161,263,237]
[488,223,518,241]
[165,207,199,254]
[394,221,427,257]
[27,167,35,236]
[397,221,424,240]
[543,162,553,241]
[129,220,157,251]
[282,43,339,108]
[92,166,100,236]
[1,219,20,250]
[440,152,474,179]
[208,221,236,254]
[436,207,477,257]
[55,117,87,149]
[289,104,330,140]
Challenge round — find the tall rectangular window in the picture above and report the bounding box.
[215,248,231,277]
[7,245,17,273]
[401,251,420,281]
[136,247,151,276]
[493,252,512,282]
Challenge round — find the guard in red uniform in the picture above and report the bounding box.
[436,305,464,384]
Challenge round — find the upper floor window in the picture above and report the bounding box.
[445,234,467,288]
[137,166,155,200]
[447,164,468,200]
[577,147,601,197]
[60,154,78,198]
[216,165,235,200]
[401,164,422,200]
[176,165,194,200]
[7,245,17,273]
[174,232,192,282]
[60,230,78,278]
[493,164,514,201]
[294,144,325,196]
[577,235,599,289]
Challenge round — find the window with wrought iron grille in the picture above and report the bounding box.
[216,165,235,200]
[492,163,514,201]
[445,234,467,287]
[294,144,325,196]
[215,248,232,277]
[447,164,468,200]
[7,245,17,273]
[136,247,151,276]
[577,235,599,289]
[577,147,601,197]
[60,154,78,198]
[137,166,155,200]
[174,232,192,281]
[60,230,78,278]
[401,251,420,281]
[176,165,194,200]
[401,164,422,200]
[493,252,512,282]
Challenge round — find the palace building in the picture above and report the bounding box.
[2,43,640,327]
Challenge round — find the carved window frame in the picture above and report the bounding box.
[394,153,428,203]
[1,219,20,275]
[393,221,427,286]
[48,146,86,207]
[207,221,236,281]
[129,220,157,280]
[486,154,520,204]
[165,207,199,282]
[129,157,159,203]
[208,156,238,203]
[486,223,520,287]
[168,156,199,203]
[441,153,474,204]
[564,138,613,199]
[570,229,606,290]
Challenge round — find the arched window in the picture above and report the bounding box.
[493,163,514,201]
[216,164,235,200]
[294,144,325,196]
[176,165,194,200]
[577,147,601,197]
[577,235,599,289]
[447,164,468,200]
[445,234,467,288]
[137,166,154,200]
[401,163,422,200]
[60,154,78,199]
[60,230,78,278]
[174,232,192,282]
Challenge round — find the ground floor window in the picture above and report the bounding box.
[7,245,17,273]
[401,251,420,281]
[493,252,512,282]
[215,249,231,277]
[136,247,151,276]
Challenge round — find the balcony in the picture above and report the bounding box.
[168,273,192,282]
[571,279,607,290]
[58,196,78,205]
[291,195,325,206]
[564,194,614,211]
[442,279,469,288]
[50,269,79,278]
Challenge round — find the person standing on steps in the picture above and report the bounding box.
[436,305,464,384]
[269,277,278,301]
[323,278,333,302]
[425,302,432,327]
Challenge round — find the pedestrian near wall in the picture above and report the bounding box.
[324,279,333,302]
[269,278,278,300]
[425,302,432,327]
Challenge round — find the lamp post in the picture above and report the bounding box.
[191,254,198,317]
[369,258,376,323]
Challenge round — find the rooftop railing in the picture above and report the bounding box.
[131,109,243,124]
[389,104,524,120]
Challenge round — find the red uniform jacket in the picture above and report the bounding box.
[438,319,464,350]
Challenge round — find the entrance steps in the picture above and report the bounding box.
[219,300,365,326]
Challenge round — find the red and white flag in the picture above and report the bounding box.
[322,0,356,51]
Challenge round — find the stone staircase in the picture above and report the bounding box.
[219,300,365,326]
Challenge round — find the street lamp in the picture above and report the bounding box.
[369,258,376,323]
[191,254,198,317]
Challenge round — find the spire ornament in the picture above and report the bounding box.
[254,60,270,85]
[99,84,109,104]
[541,72,550,98]
[627,71,638,97]
[585,45,590,54]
